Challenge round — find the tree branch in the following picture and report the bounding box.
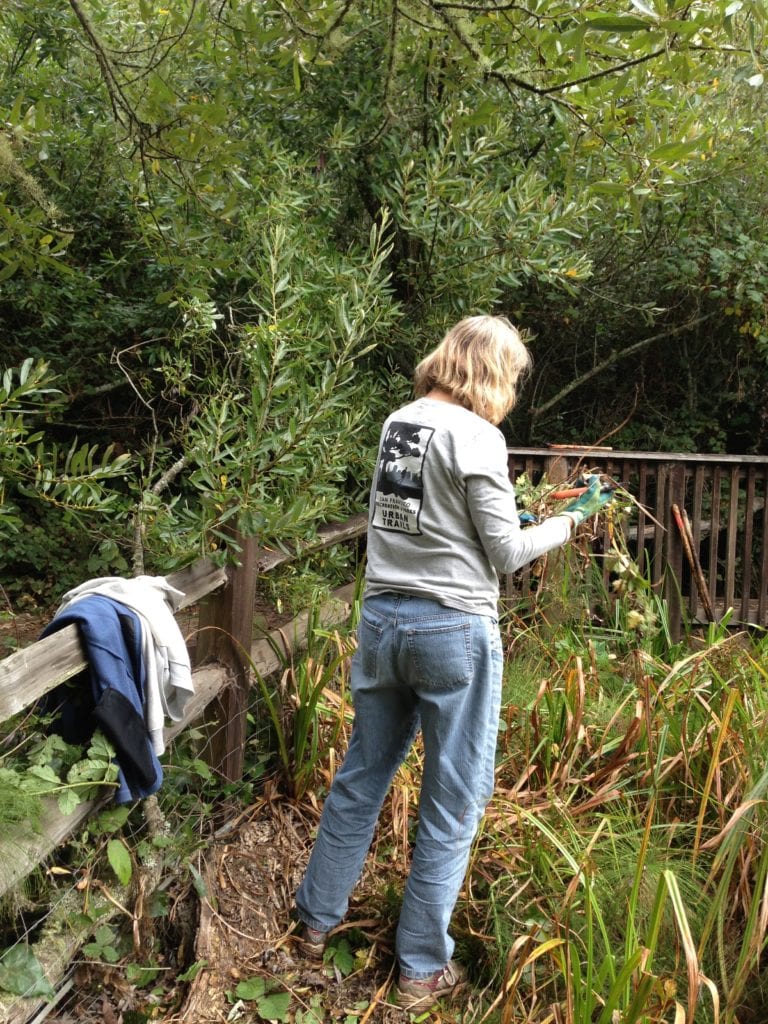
[537,48,667,95]
[529,313,716,420]
[67,0,142,132]
[424,1,692,101]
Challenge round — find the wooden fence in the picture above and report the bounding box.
[0,446,765,1018]
[508,446,768,637]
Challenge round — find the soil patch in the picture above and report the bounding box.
[46,790,409,1024]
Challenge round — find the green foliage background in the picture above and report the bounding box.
[1,0,767,601]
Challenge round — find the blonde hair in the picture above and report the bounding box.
[414,315,532,424]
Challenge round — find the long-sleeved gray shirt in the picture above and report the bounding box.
[364,397,572,617]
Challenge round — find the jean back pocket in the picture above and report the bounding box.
[406,621,473,691]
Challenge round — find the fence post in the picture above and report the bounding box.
[664,464,686,642]
[194,533,258,783]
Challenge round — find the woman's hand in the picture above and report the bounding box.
[563,475,614,526]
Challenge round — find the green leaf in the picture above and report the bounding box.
[0,944,55,999]
[93,805,132,834]
[88,731,117,761]
[329,939,355,976]
[585,14,650,31]
[649,135,707,161]
[57,788,82,816]
[26,764,59,784]
[0,260,21,283]
[258,991,292,1021]
[191,758,213,780]
[588,181,628,196]
[235,976,266,1000]
[178,959,208,982]
[189,862,208,899]
[125,962,161,986]
[107,839,133,887]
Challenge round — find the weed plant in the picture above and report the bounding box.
[249,590,358,801]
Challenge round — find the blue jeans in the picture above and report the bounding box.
[295,592,503,979]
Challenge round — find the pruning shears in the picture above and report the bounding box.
[549,474,618,500]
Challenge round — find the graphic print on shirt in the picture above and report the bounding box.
[372,421,434,534]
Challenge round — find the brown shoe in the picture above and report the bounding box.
[395,960,467,1011]
[296,924,328,960]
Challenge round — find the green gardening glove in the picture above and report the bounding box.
[563,475,614,527]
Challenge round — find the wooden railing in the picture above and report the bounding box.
[507,446,768,635]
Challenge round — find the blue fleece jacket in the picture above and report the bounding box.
[41,595,163,804]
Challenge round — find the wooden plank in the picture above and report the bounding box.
[665,464,686,640]
[172,516,367,592]
[0,627,86,723]
[724,465,740,615]
[0,578,224,725]
[601,457,621,589]
[542,449,572,485]
[0,665,225,902]
[0,667,227,1024]
[0,886,115,1024]
[248,584,356,675]
[0,513,367,727]
[518,457,538,596]
[169,559,228,608]
[708,466,722,617]
[614,458,634,584]
[690,465,706,621]
[636,461,649,574]
[196,534,259,783]
[0,566,224,725]
[653,465,667,587]
[742,467,757,623]
[256,513,368,573]
[508,447,768,466]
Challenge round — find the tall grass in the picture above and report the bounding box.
[467,544,768,1024]
[250,596,356,800]
[272,538,768,1022]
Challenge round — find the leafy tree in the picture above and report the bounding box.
[0,0,767,601]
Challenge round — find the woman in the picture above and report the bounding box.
[294,315,611,1010]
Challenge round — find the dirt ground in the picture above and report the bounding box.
[0,609,50,652]
[45,790,413,1024]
